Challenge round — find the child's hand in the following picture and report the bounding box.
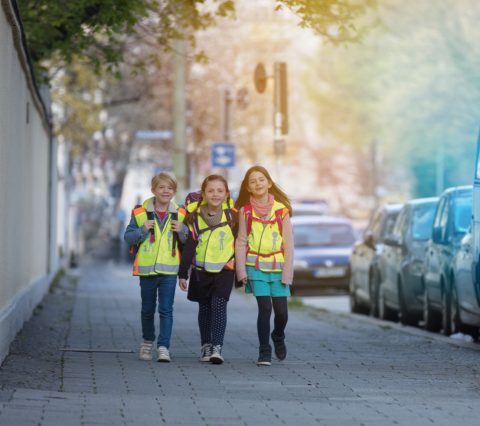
[171,220,182,232]
[179,278,188,291]
[143,220,155,231]
[241,277,248,286]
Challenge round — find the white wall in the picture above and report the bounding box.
[0,0,58,362]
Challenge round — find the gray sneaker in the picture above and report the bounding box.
[157,346,171,362]
[200,344,213,362]
[139,341,153,361]
[210,345,224,364]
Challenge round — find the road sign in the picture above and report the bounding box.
[135,130,172,140]
[212,143,235,168]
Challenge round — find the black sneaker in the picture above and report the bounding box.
[256,345,272,366]
[271,332,287,361]
[210,345,224,364]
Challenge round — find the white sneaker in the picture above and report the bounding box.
[200,344,212,362]
[210,345,224,364]
[139,341,153,361]
[157,346,171,362]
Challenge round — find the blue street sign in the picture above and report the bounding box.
[135,130,172,140]
[212,143,235,168]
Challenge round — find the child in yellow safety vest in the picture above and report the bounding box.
[234,166,294,366]
[124,172,188,363]
[178,175,237,365]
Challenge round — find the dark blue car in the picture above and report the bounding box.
[292,216,356,292]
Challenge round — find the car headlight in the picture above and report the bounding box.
[294,259,309,270]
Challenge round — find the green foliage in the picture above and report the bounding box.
[18,0,148,78]
[18,0,237,80]
[278,0,378,43]
[51,60,106,157]
[18,0,376,82]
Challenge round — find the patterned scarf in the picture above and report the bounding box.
[250,194,274,218]
[199,205,223,227]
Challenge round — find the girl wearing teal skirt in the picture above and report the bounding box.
[234,166,294,366]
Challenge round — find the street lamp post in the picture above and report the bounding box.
[254,62,288,182]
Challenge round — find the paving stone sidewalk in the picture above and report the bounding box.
[1,260,480,426]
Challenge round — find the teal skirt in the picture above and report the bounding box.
[245,266,291,297]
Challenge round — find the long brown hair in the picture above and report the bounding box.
[185,174,236,227]
[234,165,292,216]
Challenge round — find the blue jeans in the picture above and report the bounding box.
[140,274,177,348]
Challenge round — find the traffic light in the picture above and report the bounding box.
[274,62,288,135]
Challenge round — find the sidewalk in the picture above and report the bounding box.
[1,260,480,425]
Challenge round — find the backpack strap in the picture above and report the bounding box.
[244,203,254,236]
[129,204,144,256]
[244,203,286,236]
[170,211,178,257]
[191,208,235,241]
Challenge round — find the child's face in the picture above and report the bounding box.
[247,171,272,198]
[203,180,228,209]
[152,179,175,204]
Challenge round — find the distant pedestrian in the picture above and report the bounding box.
[178,175,237,364]
[234,166,293,366]
[124,172,188,362]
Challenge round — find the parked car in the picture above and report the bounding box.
[292,216,356,292]
[448,228,480,337]
[349,203,402,315]
[376,197,439,324]
[423,185,472,332]
[292,199,329,216]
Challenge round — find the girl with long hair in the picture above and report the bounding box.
[234,166,293,366]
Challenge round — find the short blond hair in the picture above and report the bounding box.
[151,172,177,192]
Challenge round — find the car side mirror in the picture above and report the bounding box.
[384,235,402,247]
[363,232,375,249]
[432,226,443,244]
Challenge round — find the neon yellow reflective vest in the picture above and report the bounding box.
[245,200,289,272]
[188,209,235,273]
[132,198,185,276]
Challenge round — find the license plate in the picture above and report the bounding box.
[313,267,345,278]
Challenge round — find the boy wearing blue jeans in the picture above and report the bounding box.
[124,172,187,362]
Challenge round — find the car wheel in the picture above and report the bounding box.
[451,283,462,334]
[349,290,362,314]
[423,287,441,332]
[349,277,365,314]
[369,269,380,318]
[441,284,453,336]
[379,283,398,321]
[399,280,417,326]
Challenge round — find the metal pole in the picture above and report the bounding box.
[221,88,232,143]
[273,63,284,183]
[436,144,444,195]
[219,88,233,179]
[173,39,187,195]
[371,139,378,210]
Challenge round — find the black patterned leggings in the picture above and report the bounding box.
[198,296,228,346]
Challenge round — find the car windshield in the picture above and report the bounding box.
[379,212,399,241]
[411,204,436,240]
[294,223,356,247]
[453,196,472,234]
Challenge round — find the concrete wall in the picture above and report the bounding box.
[0,0,58,362]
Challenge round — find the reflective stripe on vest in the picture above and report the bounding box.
[245,200,287,272]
